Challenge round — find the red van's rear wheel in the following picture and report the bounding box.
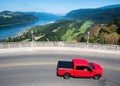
[63,73,71,79]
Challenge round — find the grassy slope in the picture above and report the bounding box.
[61,21,94,42]
[61,23,75,41]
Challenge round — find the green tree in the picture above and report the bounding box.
[117,27,120,34]
[114,17,120,27]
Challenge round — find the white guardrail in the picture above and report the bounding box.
[0,41,120,51]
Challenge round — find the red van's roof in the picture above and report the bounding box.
[72,58,88,66]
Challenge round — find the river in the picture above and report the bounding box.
[0,16,62,40]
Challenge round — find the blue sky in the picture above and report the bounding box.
[0,0,120,14]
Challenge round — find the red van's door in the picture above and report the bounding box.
[74,66,92,77]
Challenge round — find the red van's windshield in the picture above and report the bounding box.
[89,63,95,70]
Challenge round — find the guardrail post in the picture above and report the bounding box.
[31,42,34,47]
[114,45,118,51]
[86,43,89,48]
[8,43,11,48]
[58,41,64,47]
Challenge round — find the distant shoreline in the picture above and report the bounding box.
[0,17,59,40]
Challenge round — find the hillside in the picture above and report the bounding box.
[78,23,120,45]
[65,7,120,24]
[99,4,120,9]
[0,11,39,26]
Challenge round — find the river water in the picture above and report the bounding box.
[0,16,61,40]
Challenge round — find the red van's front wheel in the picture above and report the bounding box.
[93,74,101,80]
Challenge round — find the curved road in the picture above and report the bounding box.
[0,51,120,86]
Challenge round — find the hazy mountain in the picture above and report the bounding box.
[25,12,62,19]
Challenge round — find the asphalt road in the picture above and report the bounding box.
[0,51,120,86]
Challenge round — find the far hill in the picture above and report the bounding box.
[65,6,120,24]
[0,11,39,26]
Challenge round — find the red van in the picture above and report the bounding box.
[57,58,103,80]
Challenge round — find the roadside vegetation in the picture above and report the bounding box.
[80,18,120,45]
